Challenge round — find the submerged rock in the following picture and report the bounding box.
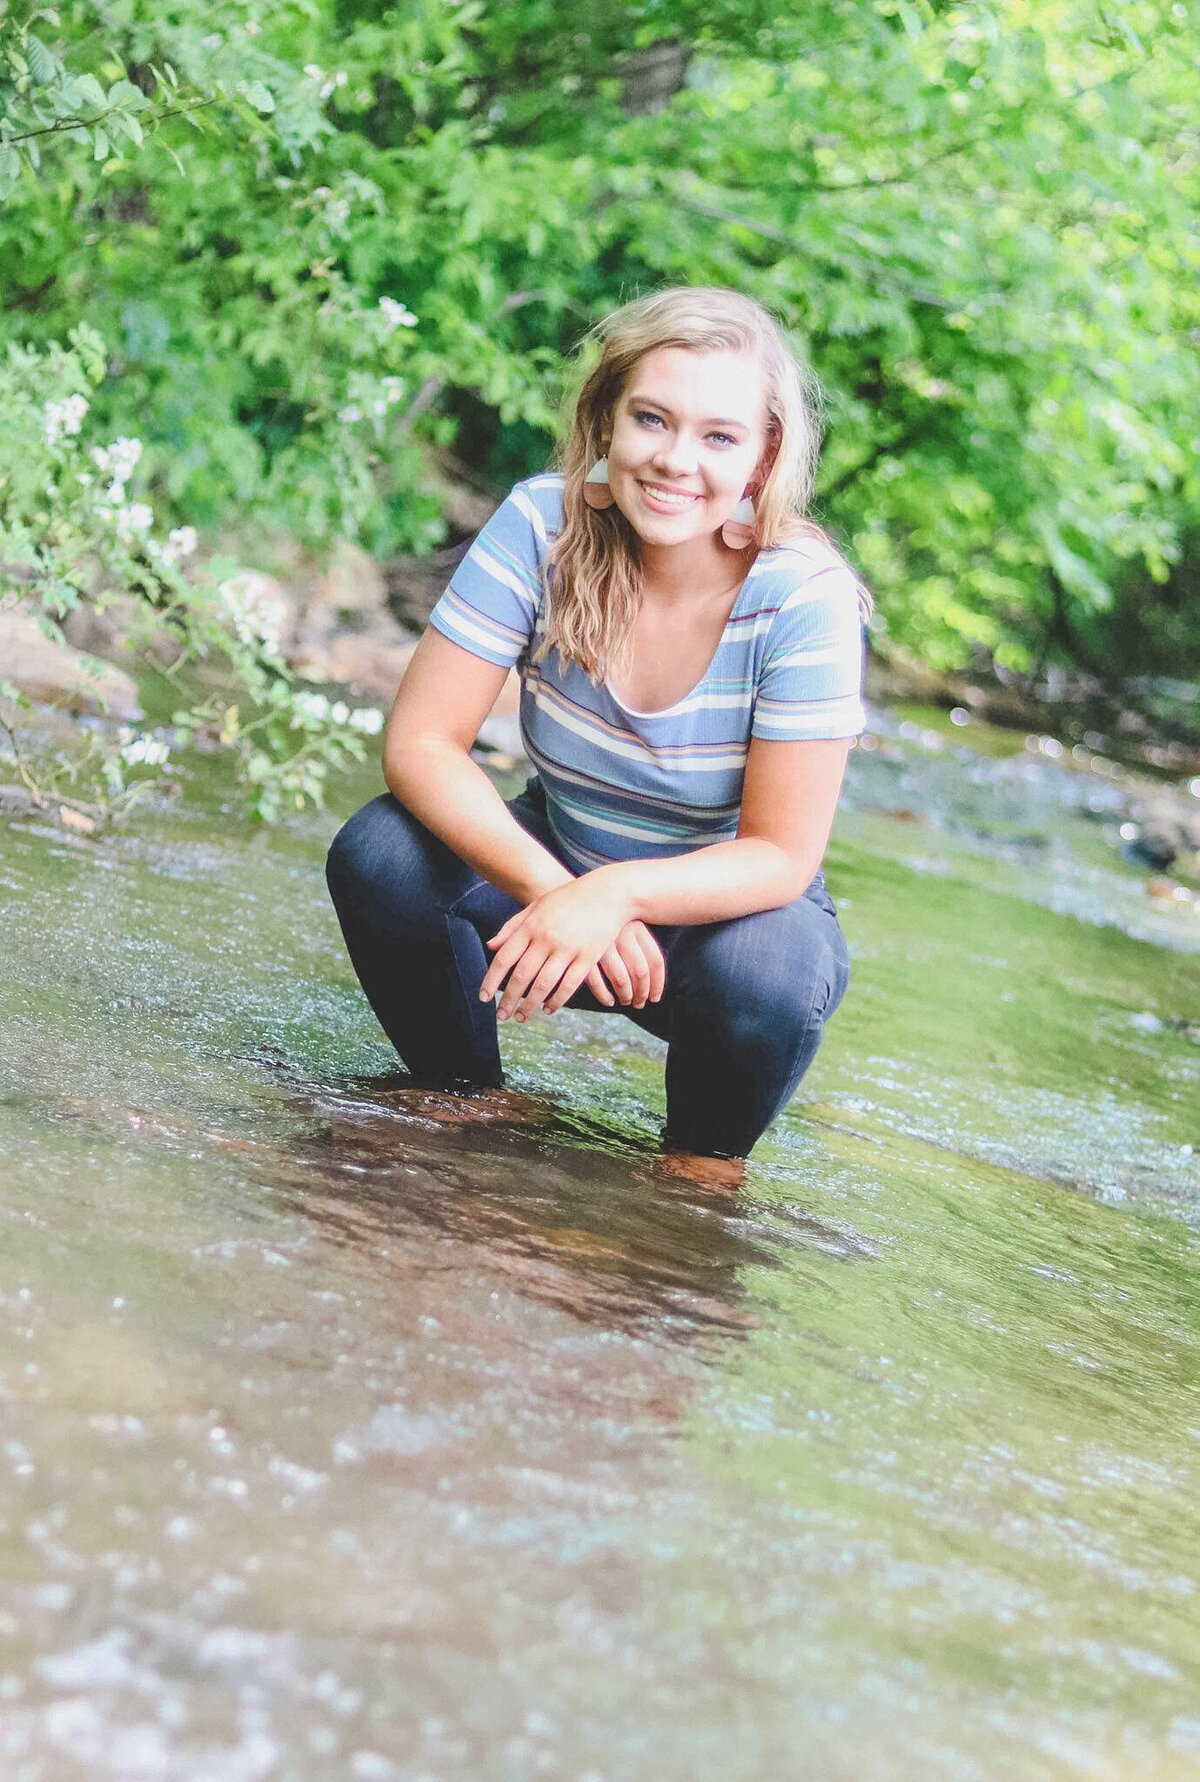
[1126,799,1200,871]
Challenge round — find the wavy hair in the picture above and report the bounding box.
[538,286,841,682]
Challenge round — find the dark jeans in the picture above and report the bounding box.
[325,781,850,1158]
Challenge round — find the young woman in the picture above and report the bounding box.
[326,286,866,1185]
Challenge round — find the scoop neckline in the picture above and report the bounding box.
[603,564,758,720]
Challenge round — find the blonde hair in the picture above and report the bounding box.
[538,286,835,682]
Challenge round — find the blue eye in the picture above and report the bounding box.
[634,409,663,427]
[708,432,737,447]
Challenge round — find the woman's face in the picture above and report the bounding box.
[604,346,771,553]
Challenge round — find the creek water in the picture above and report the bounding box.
[1,708,1199,1781]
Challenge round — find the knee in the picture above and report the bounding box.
[326,795,414,907]
[682,905,849,1040]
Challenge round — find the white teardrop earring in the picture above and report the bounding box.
[721,494,757,550]
[583,454,613,510]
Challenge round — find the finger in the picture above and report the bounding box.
[509,952,572,1022]
[543,958,594,1015]
[598,945,634,1006]
[632,922,667,1002]
[498,941,569,1021]
[615,931,651,1008]
[585,965,616,1008]
[496,946,547,1021]
[480,932,531,1003]
[486,911,521,950]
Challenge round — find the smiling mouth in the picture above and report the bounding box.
[638,482,701,508]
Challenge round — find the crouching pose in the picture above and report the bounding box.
[327,285,866,1184]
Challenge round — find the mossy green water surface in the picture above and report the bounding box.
[1,722,1199,1780]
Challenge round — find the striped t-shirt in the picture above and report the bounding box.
[429,473,865,872]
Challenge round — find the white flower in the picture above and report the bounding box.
[319,80,335,100]
[291,692,330,725]
[218,575,287,653]
[378,296,418,332]
[335,71,348,87]
[109,500,153,539]
[162,525,198,565]
[91,436,142,485]
[303,63,323,81]
[42,393,89,445]
[330,700,350,726]
[244,20,261,34]
[338,404,362,424]
[349,706,384,735]
[120,734,171,768]
[381,377,404,401]
[202,32,222,48]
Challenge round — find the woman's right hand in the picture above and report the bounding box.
[481,874,667,1021]
[585,920,666,1013]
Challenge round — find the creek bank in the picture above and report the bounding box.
[867,649,1200,780]
[4,542,1199,868]
[0,601,140,718]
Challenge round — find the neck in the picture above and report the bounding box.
[640,533,752,605]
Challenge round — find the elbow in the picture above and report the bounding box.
[380,730,410,803]
[776,843,825,906]
[382,728,465,807]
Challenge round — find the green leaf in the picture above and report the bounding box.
[110,111,144,147]
[1116,16,1145,55]
[241,80,275,114]
[26,34,58,85]
[74,73,106,110]
[1034,515,1113,610]
[894,0,922,41]
[106,80,145,109]
[91,128,109,161]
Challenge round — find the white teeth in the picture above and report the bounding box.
[643,486,696,506]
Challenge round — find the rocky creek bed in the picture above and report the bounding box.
[1,705,1200,1781]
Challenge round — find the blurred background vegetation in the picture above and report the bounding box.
[2,0,1198,696]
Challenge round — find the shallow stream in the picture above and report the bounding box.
[2,710,1200,1781]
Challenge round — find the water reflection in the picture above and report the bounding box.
[22,1070,873,1343]
[4,717,1200,1780]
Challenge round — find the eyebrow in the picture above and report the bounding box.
[625,395,751,431]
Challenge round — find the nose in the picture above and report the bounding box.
[651,430,699,478]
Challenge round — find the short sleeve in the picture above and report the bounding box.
[427,481,548,669]
[751,555,865,741]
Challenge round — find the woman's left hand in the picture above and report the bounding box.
[480,872,662,1021]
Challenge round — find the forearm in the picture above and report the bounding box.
[385,737,572,904]
[596,836,822,929]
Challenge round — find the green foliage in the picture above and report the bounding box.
[0,323,383,819]
[2,0,1199,689]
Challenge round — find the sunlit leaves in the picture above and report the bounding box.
[1,0,1197,676]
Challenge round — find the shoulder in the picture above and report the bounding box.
[747,533,865,648]
[492,472,565,554]
[750,530,864,616]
